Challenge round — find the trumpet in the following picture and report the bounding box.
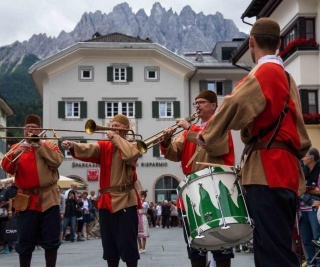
[4,130,47,163]
[136,113,198,154]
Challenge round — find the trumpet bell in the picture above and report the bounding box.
[85,119,96,135]
[136,141,148,154]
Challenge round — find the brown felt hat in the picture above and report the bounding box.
[196,90,217,104]
[25,114,41,126]
[112,114,130,126]
[250,17,280,37]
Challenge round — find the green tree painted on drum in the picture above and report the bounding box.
[185,180,249,240]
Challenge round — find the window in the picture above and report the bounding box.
[281,17,316,50]
[199,80,232,96]
[160,102,172,118]
[300,89,318,114]
[106,101,134,117]
[221,47,236,61]
[107,65,133,83]
[145,66,160,82]
[58,100,87,119]
[66,102,80,118]
[78,66,94,81]
[155,175,180,202]
[152,101,180,119]
[98,100,142,118]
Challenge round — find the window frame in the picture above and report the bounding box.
[159,101,173,118]
[107,64,133,83]
[78,66,94,81]
[144,66,160,82]
[105,101,135,118]
[300,89,319,114]
[281,17,316,50]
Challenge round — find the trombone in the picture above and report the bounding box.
[0,122,142,142]
[136,113,198,154]
[84,119,142,141]
[4,129,48,163]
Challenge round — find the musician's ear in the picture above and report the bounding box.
[211,103,217,110]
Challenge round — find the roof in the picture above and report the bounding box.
[85,32,153,43]
[241,0,282,20]
[29,41,195,96]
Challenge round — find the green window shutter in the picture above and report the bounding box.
[152,101,159,118]
[173,101,180,118]
[299,89,309,113]
[127,67,133,82]
[153,143,160,157]
[58,101,65,118]
[107,67,114,82]
[199,80,208,91]
[223,80,233,95]
[80,101,87,118]
[135,101,142,118]
[98,101,105,118]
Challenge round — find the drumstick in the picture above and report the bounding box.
[195,162,221,167]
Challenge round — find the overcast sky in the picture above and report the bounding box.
[0,0,256,47]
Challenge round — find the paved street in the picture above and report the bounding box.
[0,227,255,267]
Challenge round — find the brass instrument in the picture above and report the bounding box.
[0,122,141,141]
[84,119,142,141]
[136,113,198,154]
[4,130,47,163]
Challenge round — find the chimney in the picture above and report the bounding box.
[195,51,203,62]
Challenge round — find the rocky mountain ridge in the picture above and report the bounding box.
[0,2,246,73]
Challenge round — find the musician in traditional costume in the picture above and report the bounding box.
[62,114,141,267]
[1,114,64,267]
[197,18,311,267]
[160,90,235,267]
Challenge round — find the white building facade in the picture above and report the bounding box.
[29,33,249,202]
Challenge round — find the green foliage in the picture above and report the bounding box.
[0,54,43,136]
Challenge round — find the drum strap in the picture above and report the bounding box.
[239,71,291,172]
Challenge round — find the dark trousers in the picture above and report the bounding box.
[15,206,60,256]
[99,206,140,263]
[162,215,170,228]
[244,185,299,267]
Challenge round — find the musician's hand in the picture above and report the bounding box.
[61,140,74,150]
[197,132,206,147]
[176,119,190,130]
[14,142,31,157]
[162,128,175,140]
[106,131,116,140]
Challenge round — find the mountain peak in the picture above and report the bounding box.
[0,2,246,67]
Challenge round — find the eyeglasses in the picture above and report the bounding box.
[192,100,210,107]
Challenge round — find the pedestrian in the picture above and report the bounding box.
[62,190,78,242]
[0,181,14,254]
[170,202,179,227]
[137,190,150,253]
[160,90,235,267]
[62,114,141,267]
[1,114,64,267]
[299,147,320,266]
[197,18,311,267]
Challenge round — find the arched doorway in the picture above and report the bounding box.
[154,174,180,203]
